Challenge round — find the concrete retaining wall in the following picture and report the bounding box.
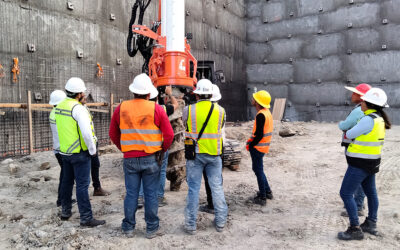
[246,0,400,123]
[0,0,247,156]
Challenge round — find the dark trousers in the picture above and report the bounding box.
[60,151,93,223]
[91,154,101,189]
[250,147,271,198]
[55,153,64,206]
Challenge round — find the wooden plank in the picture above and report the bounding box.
[87,108,109,114]
[32,107,52,112]
[27,91,34,155]
[272,98,286,121]
[109,93,114,119]
[0,103,24,108]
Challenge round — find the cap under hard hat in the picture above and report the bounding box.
[49,90,67,105]
[65,77,86,93]
[344,83,372,96]
[129,73,153,95]
[193,79,213,95]
[253,90,271,108]
[210,84,222,102]
[361,87,389,108]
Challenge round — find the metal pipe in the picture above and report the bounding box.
[166,0,185,52]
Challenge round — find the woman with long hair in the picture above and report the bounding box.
[338,88,391,240]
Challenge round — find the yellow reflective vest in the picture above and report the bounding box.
[55,98,94,154]
[346,109,385,173]
[185,100,225,155]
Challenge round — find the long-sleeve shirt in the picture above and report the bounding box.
[71,104,97,155]
[339,105,364,131]
[345,115,374,139]
[49,109,60,153]
[249,113,265,148]
[109,103,174,158]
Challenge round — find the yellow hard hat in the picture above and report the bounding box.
[253,90,271,108]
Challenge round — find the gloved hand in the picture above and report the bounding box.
[155,151,164,167]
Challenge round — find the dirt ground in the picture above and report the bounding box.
[1,121,399,249]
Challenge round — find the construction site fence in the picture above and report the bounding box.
[0,91,118,159]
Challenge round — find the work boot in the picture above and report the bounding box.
[337,226,364,240]
[80,219,106,227]
[253,196,266,206]
[360,217,379,236]
[93,187,111,196]
[184,225,196,235]
[60,210,72,221]
[158,197,167,207]
[123,230,134,238]
[199,204,214,214]
[257,191,274,200]
[340,209,364,217]
[146,226,165,239]
[137,196,144,209]
[213,220,224,233]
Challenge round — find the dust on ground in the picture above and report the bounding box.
[1,121,400,249]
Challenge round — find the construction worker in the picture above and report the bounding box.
[137,85,179,208]
[80,95,111,196]
[338,88,391,240]
[49,90,72,207]
[339,83,371,217]
[109,73,174,239]
[56,77,105,227]
[199,83,224,214]
[183,79,227,234]
[246,90,273,206]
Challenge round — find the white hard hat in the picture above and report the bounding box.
[129,73,152,95]
[149,84,159,99]
[49,90,66,105]
[65,77,86,93]
[361,88,389,108]
[210,84,222,102]
[193,79,213,95]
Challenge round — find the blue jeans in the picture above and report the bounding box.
[354,185,366,211]
[185,154,228,230]
[60,151,93,223]
[340,165,379,226]
[139,150,169,199]
[122,155,160,233]
[249,147,271,197]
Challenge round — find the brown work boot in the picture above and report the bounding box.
[93,187,111,196]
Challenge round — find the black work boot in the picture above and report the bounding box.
[137,196,144,209]
[360,217,379,236]
[80,219,106,227]
[338,226,364,240]
[253,196,266,206]
[60,209,72,221]
[257,191,274,200]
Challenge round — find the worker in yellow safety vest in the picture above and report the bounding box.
[338,88,391,241]
[182,79,228,235]
[56,77,105,227]
[246,90,274,206]
[49,90,72,208]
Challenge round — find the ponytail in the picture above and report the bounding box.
[365,102,391,129]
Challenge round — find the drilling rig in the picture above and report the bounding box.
[127,0,241,190]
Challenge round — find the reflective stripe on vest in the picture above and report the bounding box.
[346,110,385,160]
[49,108,56,124]
[185,100,225,155]
[55,98,88,154]
[249,109,273,153]
[119,99,163,153]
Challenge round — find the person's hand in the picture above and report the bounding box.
[165,86,172,96]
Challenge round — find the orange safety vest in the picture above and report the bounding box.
[119,99,163,153]
[250,109,273,153]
